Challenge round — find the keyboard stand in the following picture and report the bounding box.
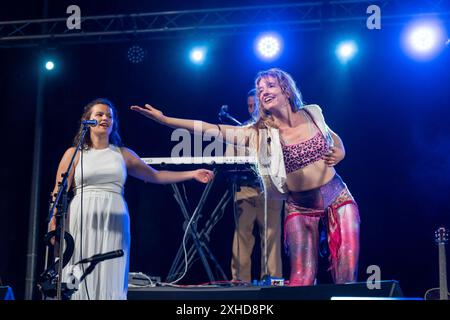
[166,170,232,283]
[140,157,258,284]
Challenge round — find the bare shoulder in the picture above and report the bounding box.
[57,147,80,172]
[119,147,140,162]
[60,147,77,162]
[65,146,77,155]
[120,147,136,156]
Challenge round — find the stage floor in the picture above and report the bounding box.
[127,280,404,300]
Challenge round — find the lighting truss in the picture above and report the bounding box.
[1,1,449,47]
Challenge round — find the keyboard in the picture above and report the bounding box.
[141,156,257,165]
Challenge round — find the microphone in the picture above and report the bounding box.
[218,105,242,125]
[81,119,98,126]
[218,105,228,118]
[76,250,124,265]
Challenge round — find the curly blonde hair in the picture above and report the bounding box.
[253,68,304,129]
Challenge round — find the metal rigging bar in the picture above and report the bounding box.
[1,1,449,47]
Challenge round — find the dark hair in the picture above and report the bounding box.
[73,98,122,150]
[247,88,256,98]
[246,88,258,123]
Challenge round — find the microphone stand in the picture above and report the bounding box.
[78,262,98,284]
[218,108,242,126]
[219,107,269,282]
[218,106,271,284]
[45,123,91,300]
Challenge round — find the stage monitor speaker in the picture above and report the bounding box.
[127,280,404,300]
[0,286,15,300]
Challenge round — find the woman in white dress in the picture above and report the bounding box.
[49,98,214,300]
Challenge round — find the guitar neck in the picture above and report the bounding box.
[438,243,448,300]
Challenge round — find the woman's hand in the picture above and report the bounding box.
[323,146,345,167]
[192,169,215,183]
[130,104,166,124]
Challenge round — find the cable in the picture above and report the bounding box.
[424,287,450,300]
[181,183,191,213]
[250,163,268,278]
[263,175,268,277]
[168,207,199,285]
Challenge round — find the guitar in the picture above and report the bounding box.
[425,227,449,300]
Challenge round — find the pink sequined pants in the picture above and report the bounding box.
[284,174,360,286]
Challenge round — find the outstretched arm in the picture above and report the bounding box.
[130,104,250,146]
[323,129,346,167]
[121,147,214,184]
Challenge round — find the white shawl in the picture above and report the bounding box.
[250,104,333,200]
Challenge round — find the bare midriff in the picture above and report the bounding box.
[285,160,336,192]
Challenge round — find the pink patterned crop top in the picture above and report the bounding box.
[282,131,329,174]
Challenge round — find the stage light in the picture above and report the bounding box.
[255,32,282,61]
[402,19,447,60]
[336,41,357,63]
[127,45,145,64]
[190,47,206,65]
[45,61,54,71]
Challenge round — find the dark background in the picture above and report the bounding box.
[1,0,449,300]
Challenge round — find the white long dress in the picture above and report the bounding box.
[63,145,130,300]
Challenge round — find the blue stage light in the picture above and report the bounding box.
[45,61,54,71]
[255,33,282,61]
[336,41,357,63]
[410,26,437,52]
[402,19,447,61]
[190,47,206,65]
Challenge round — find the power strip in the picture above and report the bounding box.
[128,272,161,287]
